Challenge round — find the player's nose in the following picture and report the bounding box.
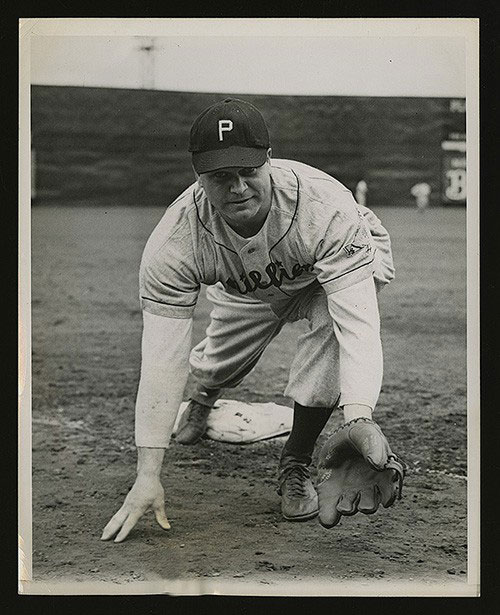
[228,175,247,194]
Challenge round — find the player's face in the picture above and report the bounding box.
[198,151,272,237]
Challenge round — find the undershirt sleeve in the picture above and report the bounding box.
[326,276,383,409]
[135,311,193,448]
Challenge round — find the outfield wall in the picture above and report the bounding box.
[31,86,465,208]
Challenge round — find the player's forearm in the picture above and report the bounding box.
[135,372,189,448]
[135,311,193,448]
[327,277,383,413]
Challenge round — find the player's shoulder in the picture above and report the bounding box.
[271,158,358,222]
[142,183,199,260]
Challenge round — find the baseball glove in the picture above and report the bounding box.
[316,417,405,528]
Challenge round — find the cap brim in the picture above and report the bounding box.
[192,146,268,174]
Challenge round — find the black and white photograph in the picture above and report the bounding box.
[19,18,479,596]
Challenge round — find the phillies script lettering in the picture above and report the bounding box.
[226,261,314,294]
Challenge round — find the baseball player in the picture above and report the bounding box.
[102,99,404,543]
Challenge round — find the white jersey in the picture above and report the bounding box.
[140,159,394,319]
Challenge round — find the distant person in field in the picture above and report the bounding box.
[411,182,431,212]
[355,179,368,207]
[102,99,400,542]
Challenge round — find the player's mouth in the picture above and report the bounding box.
[228,196,252,205]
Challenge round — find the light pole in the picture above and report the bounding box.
[138,37,157,90]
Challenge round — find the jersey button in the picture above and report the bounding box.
[248,248,255,254]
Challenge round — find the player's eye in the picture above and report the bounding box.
[240,168,256,177]
[212,172,228,180]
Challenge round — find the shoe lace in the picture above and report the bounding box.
[279,464,311,498]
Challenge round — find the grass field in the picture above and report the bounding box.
[28,204,469,592]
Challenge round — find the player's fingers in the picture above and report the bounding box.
[114,510,143,543]
[100,507,128,541]
[336,491,361,515]
[358,486,381,514]
[153,498,171,530]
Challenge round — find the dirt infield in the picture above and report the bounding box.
[28,205,469,592]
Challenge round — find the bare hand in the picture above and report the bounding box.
[100,475,170,543]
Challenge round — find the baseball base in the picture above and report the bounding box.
[174,399,293,444]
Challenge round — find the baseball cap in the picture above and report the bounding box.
[188,98,271,174]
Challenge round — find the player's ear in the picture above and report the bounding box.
[191,164,200,180]
[266,148,272,162]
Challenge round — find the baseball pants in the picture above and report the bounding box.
[189,282,341,408]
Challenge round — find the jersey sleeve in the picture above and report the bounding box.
[314,194,376,295]
[357,204,395,291]
[139,226,201,319]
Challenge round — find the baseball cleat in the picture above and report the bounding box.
[278,462,319,521]
[175,400,211,445]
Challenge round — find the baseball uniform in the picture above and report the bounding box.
[101,98,400,541]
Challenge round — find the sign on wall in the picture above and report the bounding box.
[441,99,466,205]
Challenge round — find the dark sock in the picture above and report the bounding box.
[191,387,222,408]
[281,402,335,466]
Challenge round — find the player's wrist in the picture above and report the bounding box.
[342,404,373,423]
[136,446,166,477]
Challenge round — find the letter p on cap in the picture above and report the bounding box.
[218,119,233,141]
